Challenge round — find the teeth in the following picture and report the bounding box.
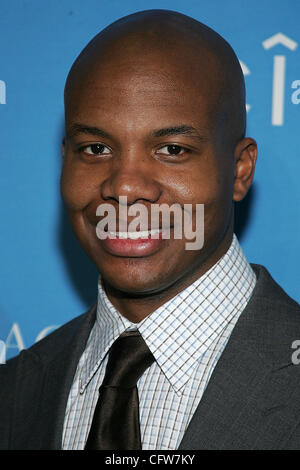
[108,229,161,239]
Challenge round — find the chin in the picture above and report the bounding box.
[99,262,171,296]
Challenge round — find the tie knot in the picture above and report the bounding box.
[102,331,154,388]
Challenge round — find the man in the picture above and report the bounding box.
[0,10,299,450]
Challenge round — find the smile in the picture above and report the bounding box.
[106,228,163,239]
[98,228,167,257]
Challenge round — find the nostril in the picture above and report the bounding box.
[100,171,162,206]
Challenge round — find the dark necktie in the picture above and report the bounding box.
[85,330,154,450]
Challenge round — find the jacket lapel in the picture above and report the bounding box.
[178,341,284,449]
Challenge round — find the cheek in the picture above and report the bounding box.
[177,163,230,205]
[203,173,234,237]
[182,161,233,232]
[60,162,98,211]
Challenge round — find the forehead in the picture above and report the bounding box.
[65,46,224,130]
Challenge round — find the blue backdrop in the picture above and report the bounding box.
[0,0,299,361]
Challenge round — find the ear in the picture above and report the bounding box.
[233,138,257,202]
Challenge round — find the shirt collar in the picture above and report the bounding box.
[80,234,256,393]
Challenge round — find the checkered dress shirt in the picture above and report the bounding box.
[62,234,256,450]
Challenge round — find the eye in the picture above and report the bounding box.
[157,144,188,156]
[80,143,111,156]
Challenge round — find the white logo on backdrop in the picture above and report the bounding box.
[262,33,298,126]
[0,323,60,363]
[239,60,251,112]
[291,80,300,104]
[0,80,6,104]
[0,341,5,364]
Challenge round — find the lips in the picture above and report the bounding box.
[98,228,170,257]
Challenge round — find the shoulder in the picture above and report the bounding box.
[235,264,300,362]
[1,303,96,374]
[250,264,299,315]
[0,305,96,449]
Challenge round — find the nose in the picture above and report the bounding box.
[100,151,162,206]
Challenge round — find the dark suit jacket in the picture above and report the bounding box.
[0,264,300,450]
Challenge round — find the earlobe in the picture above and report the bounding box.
[233,138,257,202]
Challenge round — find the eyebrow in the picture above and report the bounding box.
[151,125,209,142]
[66,123,112,140]
[66,123,209,142]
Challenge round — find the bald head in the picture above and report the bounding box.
[64,9,246,145]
